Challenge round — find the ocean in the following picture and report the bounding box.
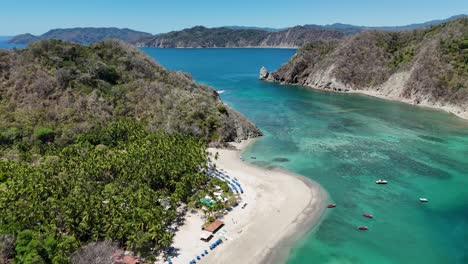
[0,37,25,49]
[143,48,468,264]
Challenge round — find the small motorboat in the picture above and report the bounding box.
[363,213,373,218]
[358,226,369,230]
[419,198,429,202]
[375,179,388,184]
[327,204,337,208]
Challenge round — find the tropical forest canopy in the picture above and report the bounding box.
[0,120,211,263]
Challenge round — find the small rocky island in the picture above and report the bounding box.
[259,66,271,80]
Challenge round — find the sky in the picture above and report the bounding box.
[0,0,466,35]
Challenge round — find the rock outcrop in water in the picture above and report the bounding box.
[264,17,468,119]
[259,66,269,80]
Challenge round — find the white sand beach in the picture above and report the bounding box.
[161,139,328,264]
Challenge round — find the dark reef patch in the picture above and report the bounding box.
[418,134,446,143]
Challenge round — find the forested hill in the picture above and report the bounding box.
[0,39,261,147]
[262,17,468,119]
[134,26,345,48]
[8,27,153,45]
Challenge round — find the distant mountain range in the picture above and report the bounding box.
[8,27,152,45]
[7,14,467,47]
[224,26,284,32]
[303,14,468,35]
[134,26,344,48]
[221,15,468,35]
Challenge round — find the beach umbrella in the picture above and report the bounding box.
[197,256,201,260]
[205,250,209,254]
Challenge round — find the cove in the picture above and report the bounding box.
[142,48,468,264]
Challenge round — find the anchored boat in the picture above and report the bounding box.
[363,213,373,218]
[375,179,388,184]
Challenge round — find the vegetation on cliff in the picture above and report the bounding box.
[267,17,468,113]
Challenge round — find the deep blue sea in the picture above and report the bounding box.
[0,37,25,49]
[142,48,468,264]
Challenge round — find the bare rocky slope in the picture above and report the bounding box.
[135,26,345,48]
[261,18,468,119]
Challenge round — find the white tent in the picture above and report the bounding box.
[200,231,213,241]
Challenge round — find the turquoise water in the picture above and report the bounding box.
[143,48,468,264]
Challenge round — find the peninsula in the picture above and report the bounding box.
[261,17,468,119]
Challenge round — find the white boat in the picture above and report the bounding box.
[375,179,388,184]
[419,198,429,202]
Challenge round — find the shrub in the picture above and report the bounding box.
[0,128,20,146]
[34,128,55,143]
[217,104,227,114]
[14,230,49,264]
[96,63,119,84]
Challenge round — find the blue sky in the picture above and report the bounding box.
[0,0,466,35]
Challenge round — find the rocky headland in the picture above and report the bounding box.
[261,17,468,119]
